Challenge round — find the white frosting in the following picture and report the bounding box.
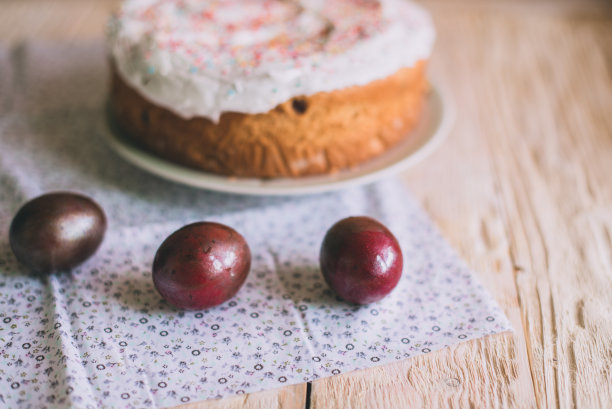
[108,0,435,122]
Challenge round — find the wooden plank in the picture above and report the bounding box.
[310,334,532,409]
[310,4,612,409]
[475,13,612,409]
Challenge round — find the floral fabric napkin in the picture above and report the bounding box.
[0,43,511,408]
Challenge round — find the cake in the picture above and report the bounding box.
[107,0,435,178]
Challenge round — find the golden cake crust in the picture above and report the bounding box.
[109,61,428,178]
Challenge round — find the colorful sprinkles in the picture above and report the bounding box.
[116,0,389,77]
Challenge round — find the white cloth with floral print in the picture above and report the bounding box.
[0,43,511,409]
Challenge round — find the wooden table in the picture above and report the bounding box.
[2,1,611,407]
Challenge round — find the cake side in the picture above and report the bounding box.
[110,61,428,178]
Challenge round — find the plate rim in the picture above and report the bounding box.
[103,83,454,196]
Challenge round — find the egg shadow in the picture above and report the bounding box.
[109,270,179,315]
[267,260,352,311]
[0,234,34,278]
[107,259,352,317]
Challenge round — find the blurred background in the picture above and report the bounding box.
[1,0,611,44]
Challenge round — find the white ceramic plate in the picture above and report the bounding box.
[104,84,453,196]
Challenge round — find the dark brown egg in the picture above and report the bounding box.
[320,216,403,305]
[153,222,251,310]
[9,192,107,274]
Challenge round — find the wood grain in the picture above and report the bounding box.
[1,1,612,408]
[474,14,612,409]
[312,2,612,408]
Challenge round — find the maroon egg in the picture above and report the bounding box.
[9,192,107,274]
[152,222,251,310]
[319,216,403,305]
